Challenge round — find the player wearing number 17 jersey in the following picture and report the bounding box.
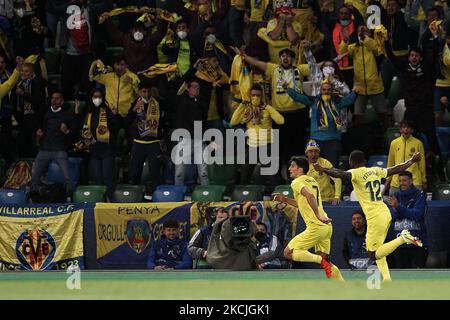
[314,150,423,281]
[274,157,344,281]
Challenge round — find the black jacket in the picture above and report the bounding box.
[382,11,410,54]
[12,76,47,129]
[386,46,434,110]
[39,106,80,152]
[125,97,164,143]
[174,92,208,137]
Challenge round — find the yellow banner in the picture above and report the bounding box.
[94,202,190,259]
[0,207,84,270]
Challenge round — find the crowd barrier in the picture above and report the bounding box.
[1,201,449,270]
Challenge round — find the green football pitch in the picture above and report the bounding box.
[1,270,449,300]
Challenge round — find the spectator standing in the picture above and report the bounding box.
[30,91,81,194]
[234,46,311,169]
[287,79,357,167]
[173,79,209,186]
[125,82,163,194]
[230,83,284,185]
[385,120,427,196]
[12,62,46,157]
[81,88,121,199]
[341,25,389,130]
[303,140,342,205]
[89,55,140,118]
[59,0,111,99]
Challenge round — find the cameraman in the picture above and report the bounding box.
[188,207,228,269]
[206,205,258,270]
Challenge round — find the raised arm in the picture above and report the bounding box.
[386,152,421,177]
[230,46,267,72]
[313,162,352,182]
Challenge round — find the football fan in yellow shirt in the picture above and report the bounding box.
[273,157,344,280]
[314,150,423,281]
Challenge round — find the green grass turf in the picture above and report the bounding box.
[0,270,449,300]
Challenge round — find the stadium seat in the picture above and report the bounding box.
[44,48,62,75]
[231,185,264,201]
[104,46,124,66]
[72,186,106,203]
[152,189,185,202]
[191,185,226,202]
[47,157,83,186]
[385,127,400,149]
[273,185,293,198]
[338,155,350,171]
[111,184,145,203]
[367,155,388,168]
[436,127,450,158]
[0,189,27,204]
[156,184,187,195]
[208,161,237,186]
[432,184,450,200]
[0,157,6,182]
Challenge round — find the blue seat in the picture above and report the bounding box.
[367,155,388,168]
[436,127,450,158]
[47,157,83,186]
[0,189,27,204]
[156,184,187,195]
[152,189,185,202]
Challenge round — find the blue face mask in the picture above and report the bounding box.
[340,19,351,26]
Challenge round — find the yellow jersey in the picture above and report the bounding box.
[307,157,342,201]
[291,175,328,227]
[348,166,389,220]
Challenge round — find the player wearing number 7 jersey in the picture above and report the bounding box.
[313,150,423,282]
[273,156,344,281]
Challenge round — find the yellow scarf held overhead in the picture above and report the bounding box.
[374,25,388,56]
[230,55,252,103]
[139,63,178,78]
[99,6,181,24]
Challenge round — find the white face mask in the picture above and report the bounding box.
[322,66,335,77]
[133,31,144,42]
[92,97,102,107]
[51,106,61,113]
[177,31,188,40]
[15,8,24,18]
[206,34,216,44]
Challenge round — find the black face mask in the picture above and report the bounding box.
[255,232,266,242]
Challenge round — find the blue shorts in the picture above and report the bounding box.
[433,86,450,112]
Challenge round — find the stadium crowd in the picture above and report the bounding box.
[0,0,449,270]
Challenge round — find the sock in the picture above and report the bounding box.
[330,264,345,281]
[292,250,322,264]
[375,257,391,281]
[375,237,405,259]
